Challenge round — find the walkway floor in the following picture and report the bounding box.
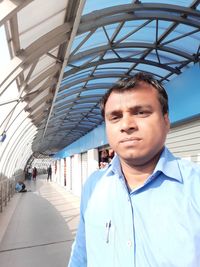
[0,175,80,267]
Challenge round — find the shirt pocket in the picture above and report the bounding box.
[85,220,115,267]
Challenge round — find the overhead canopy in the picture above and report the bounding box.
[0,0,200,171]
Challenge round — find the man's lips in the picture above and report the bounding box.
[120,137,141,143]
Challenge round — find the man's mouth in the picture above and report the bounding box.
[120,137,141,143]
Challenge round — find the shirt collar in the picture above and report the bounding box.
[154,147,183,183]
[107,147,183,183]
[107,155,123,177]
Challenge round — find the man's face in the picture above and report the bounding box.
[104,83,170,166]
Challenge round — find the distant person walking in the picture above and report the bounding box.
[32,167,37,180]
[27,166,32,180]
[47,165,52,181]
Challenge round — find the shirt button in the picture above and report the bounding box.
[127,240,132,247]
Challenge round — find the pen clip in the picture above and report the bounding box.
[106,220,111,243]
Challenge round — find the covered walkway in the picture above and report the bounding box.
[0,175,80,267]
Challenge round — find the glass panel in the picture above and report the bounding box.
[83,0,132,15]
[80,89,107,96]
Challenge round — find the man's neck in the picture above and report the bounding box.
[120,154,160,190]
[122,167,152,189]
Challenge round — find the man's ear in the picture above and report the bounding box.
[164,113,170,133]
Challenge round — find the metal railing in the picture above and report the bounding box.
[0,179,15,213]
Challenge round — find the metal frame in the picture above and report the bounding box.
[0,0,199,176]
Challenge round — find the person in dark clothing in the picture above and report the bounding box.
[32,167,37,180]
[47,165,52,181]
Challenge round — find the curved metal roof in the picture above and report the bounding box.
[0,0,200,168]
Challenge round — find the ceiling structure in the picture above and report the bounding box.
[0,0,200,173]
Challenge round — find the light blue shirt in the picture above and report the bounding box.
[15,182,22,192]
[68,147,200,267]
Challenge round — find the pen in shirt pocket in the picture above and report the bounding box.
[105,220,112,243]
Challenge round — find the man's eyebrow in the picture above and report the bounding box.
[129,105,153,110]
[106,105,153,115]
[105,110,122,117]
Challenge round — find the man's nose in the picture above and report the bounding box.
[120,115,137,133]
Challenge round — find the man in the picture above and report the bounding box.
[27,166,32,180]
[47,165,52,181]
[68,72,200,267]
[32,167,37,180]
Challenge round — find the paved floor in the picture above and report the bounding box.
[0,175,80,267]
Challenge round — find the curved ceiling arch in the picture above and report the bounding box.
[69,43,194,64]
[34,0,200,153]
[78,4,200,33]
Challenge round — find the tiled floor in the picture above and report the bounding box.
[0,175,80,267]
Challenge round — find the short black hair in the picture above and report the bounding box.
[100,72,169,118]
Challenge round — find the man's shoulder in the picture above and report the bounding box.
[177,158,200,209]
[83,168,108,190]
[165,148,200,175]
[177,157,200,186]
[178,157,200,172]
[80,168,110,212]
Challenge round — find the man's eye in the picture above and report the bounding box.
[110,116,119,121]
[136,110,151,117]
[108,115,121,121]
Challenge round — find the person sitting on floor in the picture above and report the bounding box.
[15,181,27,193]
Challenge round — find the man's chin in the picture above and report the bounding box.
[119,150,162,168]
[120,154,145,165]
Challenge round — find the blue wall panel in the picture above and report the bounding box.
[55,64,200,159]
[55,123,108,158]
[167,64,200,124]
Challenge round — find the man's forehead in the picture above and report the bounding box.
[107,85,157,101]
[105,88,160,113]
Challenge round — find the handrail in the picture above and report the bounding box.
[0,179,15,212]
